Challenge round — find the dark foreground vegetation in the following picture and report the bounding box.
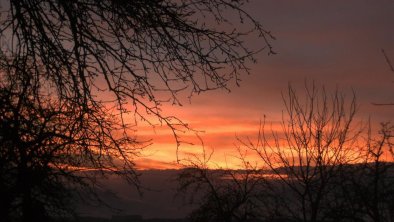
[177,163,394,222]
[54,215,189,222]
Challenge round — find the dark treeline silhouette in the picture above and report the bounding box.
[178,84,394,222]
[178,163,394,222]
[56,215,190,222]
[177,149,264,222]
[0,0,273,221]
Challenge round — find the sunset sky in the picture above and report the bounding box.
[134,0,394,169]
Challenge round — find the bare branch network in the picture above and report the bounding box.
[1,0,273,122]
[0,1,273,220]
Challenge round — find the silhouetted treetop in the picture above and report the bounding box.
[1,0,273,115]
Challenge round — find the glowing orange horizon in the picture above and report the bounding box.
[133,110,394,170]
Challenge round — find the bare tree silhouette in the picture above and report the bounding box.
[357,123,394,222]
[241,83,363,222]
[329,123,394,222]
[336,49,394,221]
[0,80,77,221]
[0,67,141,222]
[0,1,273,220]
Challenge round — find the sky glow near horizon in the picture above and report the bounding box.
[132,0,394,169]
